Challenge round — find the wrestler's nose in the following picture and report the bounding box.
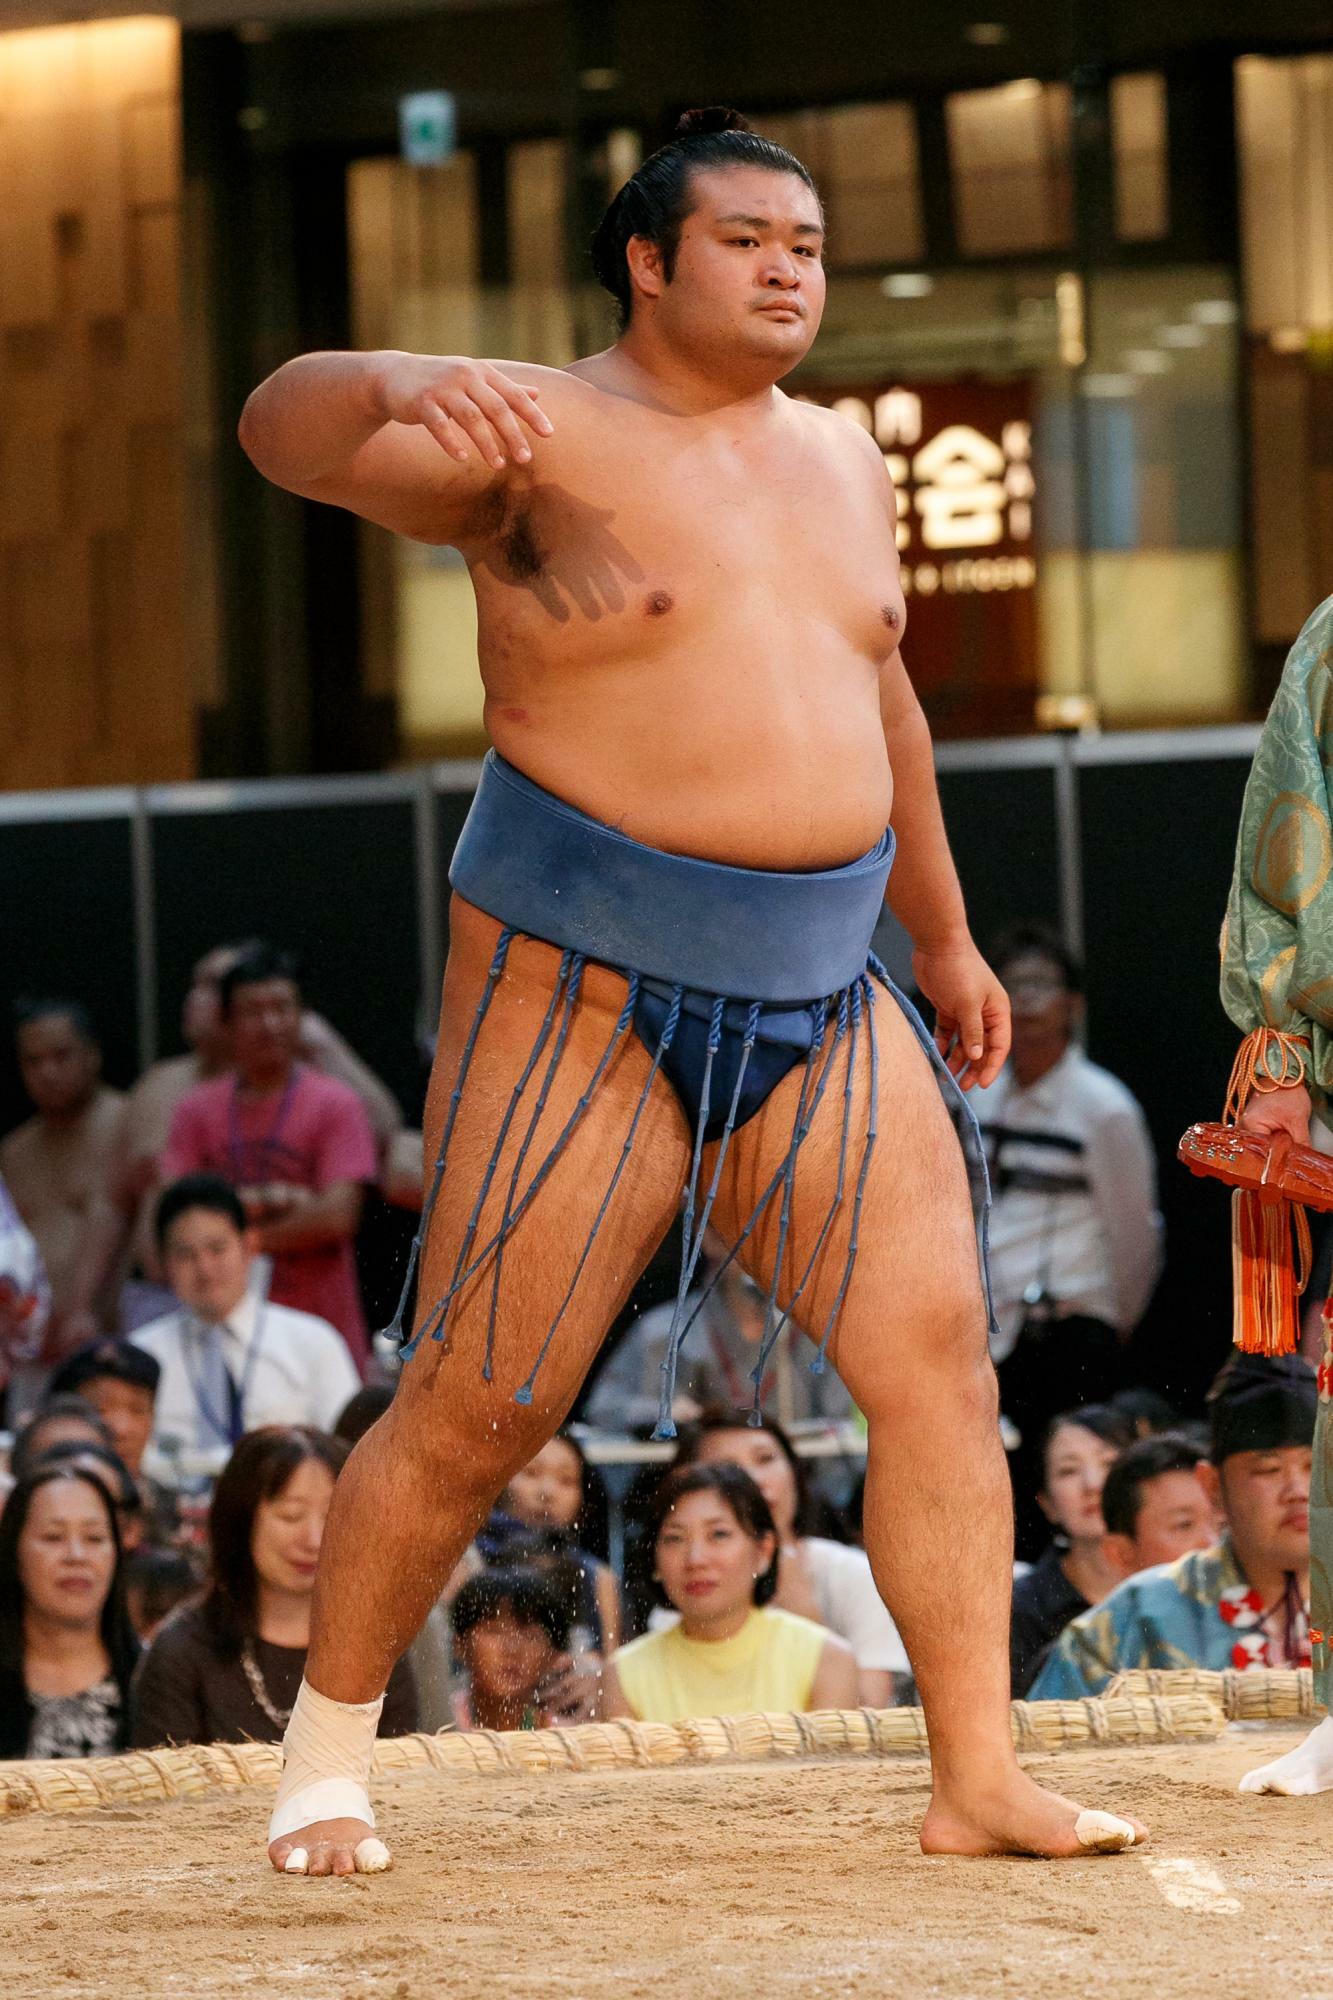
[762,256,801,288]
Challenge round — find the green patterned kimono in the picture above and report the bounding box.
[1220,593,1333,1707]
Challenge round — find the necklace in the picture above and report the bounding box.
[240,1639,293,1730]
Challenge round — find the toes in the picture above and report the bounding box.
[1073,1810,1139,1853]
[354,1838,392,1874]
[282,1847,309,1875]
[308,1847,334,1877]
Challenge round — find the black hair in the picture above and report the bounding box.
[450,1565,571,1652]
[12,996,98,1045]
[1039,1403,1138,1490]
[33,1441,142,1515]
[1101,1433,1207,1539]
[591,106,821,331]
[123,1546,199,1635]
[0,1463,139,1758]
[218,942,302,1017]
[672,1405,813,1537]
[647,1461,780,1608]
[200,1426,347,1658]
[333,1383,395,1446]
[988,922,1084,996]
[11,1397,115,1484]
[1109,1387,1180,1437]
[155,1173,249,1249]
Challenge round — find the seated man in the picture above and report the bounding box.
[159,946,378,1368]
[45,1337,180,1548]
[1030,1353,1313,1699]
[1099,1432,1218,1582]
[131,1176,361,1481]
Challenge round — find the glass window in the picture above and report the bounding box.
[761,103,923,268]
[947,80,1073,256]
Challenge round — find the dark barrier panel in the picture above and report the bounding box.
[0,810,140,1135]
[151,792,425,1119]
[937,761,1063,951]
[1078,750,1251,1407]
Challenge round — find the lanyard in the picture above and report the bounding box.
[180,1301,268,1447]
[226,1067,302,1185]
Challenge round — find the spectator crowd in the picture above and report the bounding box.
[0,924,1318,1760]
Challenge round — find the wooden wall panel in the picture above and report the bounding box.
[0,20,193,792]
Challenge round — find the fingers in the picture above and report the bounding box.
[427,367,554,468]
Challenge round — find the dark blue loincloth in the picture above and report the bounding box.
[389,752,994,1437]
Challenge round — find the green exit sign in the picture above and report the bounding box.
[399,91,456,167]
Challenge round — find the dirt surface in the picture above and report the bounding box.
[5,1728,1331,1999]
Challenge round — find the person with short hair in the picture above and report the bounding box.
[673,1409,909,1704]
[159,948,378,1366]
[130,1426,416,1748]
[0,1000,127,1403]
[44,1342,179,1548]
[1010,1404,1137,1695]
[8,1396,115,1486]
[1099,1434,1217,1581]
[449,1567,573,1730]
[130,1176,361,1479]
[0,1463,139,1758]
[1030,1354,1314,1699]
[603,1463,857,1723]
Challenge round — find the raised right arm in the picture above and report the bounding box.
[238,349,554,544]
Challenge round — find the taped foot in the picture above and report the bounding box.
[1239,1715,1333,1796]
[267,1679,387,1877]
[1074,1809,1141,1852]
[920,1773,1148,1858]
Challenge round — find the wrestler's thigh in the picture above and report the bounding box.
[396,896,692,1452]
[707,986,987,1405]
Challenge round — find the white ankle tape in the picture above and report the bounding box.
[268,1679,384,1844]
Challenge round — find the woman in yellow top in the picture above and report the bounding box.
[602,1464,857,1723]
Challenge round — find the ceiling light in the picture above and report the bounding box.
[579,67,619,91]
[1157,323,1206,348]
[1269,327,1308,354]
[881,272,935,299]
[1125,348,1171,374]
[965,21,1011,44]
[1004,77,1043,98]
[1081,373,1136,397]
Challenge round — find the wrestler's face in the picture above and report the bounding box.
[250,1456,334,1598]
[1038,1422,1119,1543]
[17,1014,100,1118]
[77,1378,156,1478]
[632,165,825,377]
[460,1609,557,1705]
[1210,1446,1311,1579]
[1105,1468,1218,1577]
[18,1476,116,1632]
[694,1427,799,1538]
[655,1489,775,1626]
[505,1437,584,1531]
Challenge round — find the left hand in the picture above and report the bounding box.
[912,939,1011,1089]
[538,1652,603,1725]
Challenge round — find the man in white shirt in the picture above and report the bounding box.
[131,1175,361,1483]
[970,926,1163,1552]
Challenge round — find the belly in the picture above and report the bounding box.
[483,624,894,871]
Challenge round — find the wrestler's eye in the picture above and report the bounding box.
[793,245,819,257]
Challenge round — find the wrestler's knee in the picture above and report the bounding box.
[382,1372,564,1499]
[836,1285,994,1426]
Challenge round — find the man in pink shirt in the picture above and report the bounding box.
[160,945,377,1369]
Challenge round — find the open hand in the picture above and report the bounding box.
[374,354,553,471]
[913,939,1011,1089]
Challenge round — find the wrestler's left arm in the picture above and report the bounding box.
[877,651,1011,1089]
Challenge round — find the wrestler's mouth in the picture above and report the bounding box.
[755,301,804,319]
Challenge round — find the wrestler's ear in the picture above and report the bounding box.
[625,233,666,307]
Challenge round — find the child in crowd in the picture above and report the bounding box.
[450,1568,575,1730]
[0,1464,139,1758]
[673,1409,910,1704]
[603,1464,857,1724]
[1010,1403,1137,1695]
[131,1425,417,1746]
[488,1430,620,1652]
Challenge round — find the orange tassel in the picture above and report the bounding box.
[1231,1187,1311,1356]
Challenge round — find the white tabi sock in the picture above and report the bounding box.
[268,1678,390,1872]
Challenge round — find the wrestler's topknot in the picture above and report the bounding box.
[590,106,821,331]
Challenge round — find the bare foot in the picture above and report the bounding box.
[268,1816,392,1877]
[920,1769,1148,1858]
[1239,1716,1333,1796]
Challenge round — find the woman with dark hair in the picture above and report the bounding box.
[1010,1403,1138,1695]
[9,1395,115,1485]
[0,1464,139,1758]
[674,1409,909,1703]
[131,1427,416,1746]
[34,1441,148,1554]
[603,1463,856,1722]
